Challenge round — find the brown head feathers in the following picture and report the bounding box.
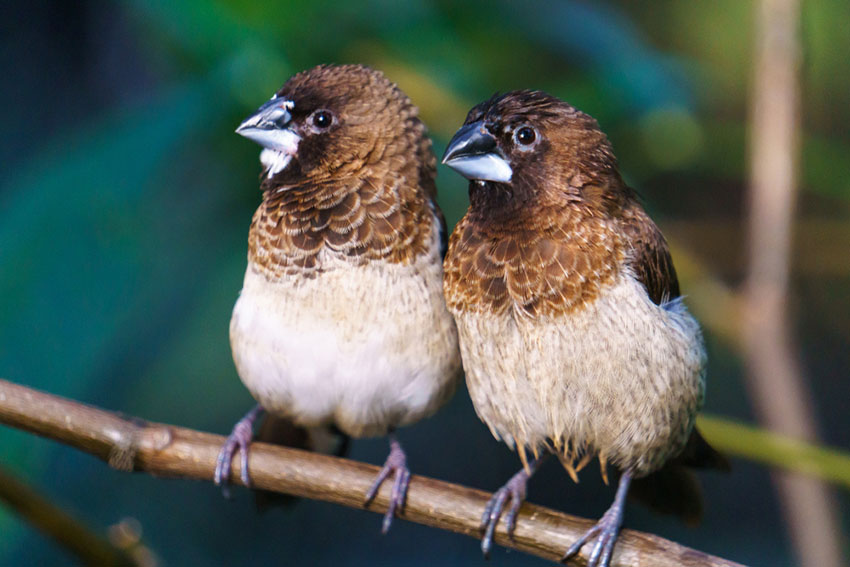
[463,90,625,205]
[443,89,680,318]
[243,64,440,279]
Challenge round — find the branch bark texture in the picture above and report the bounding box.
[0,378,744,567]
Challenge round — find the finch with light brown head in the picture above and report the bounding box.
[216,64,461,533]
[442,91,727,566]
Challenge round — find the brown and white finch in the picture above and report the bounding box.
[216,64,461,532]
[441,91,726,566]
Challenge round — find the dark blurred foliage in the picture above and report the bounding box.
[1,1,849,565]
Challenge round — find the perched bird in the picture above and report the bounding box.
[441,91,727,566]
[216,64,461,532]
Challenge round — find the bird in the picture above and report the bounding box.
[441,90,727,566]
[215,64,461,533]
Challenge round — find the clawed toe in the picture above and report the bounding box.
[214,405,263,497]
[480,456,545,558]
[562,471,631,567]
[562,516,618,566]
[480,480,523,558]
[364,436,411,534]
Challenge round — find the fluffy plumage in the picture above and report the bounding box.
[442,90,725,564]
[219,64,461,531]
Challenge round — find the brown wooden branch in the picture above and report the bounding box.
[0,378,745,567]
[0,466,143,567]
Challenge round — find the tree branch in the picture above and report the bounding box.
[744,1,843,566]
[0,466,144,567]
[0,378,744,567]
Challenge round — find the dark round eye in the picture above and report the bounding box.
[515,126,536,146]
[312,110,333,129]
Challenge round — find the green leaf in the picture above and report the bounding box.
[698,414,850,490]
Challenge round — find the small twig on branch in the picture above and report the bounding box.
[0,378,744,567]
[0,465,142,567]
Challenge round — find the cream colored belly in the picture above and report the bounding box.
[230,253,460,438]
[454,272,705,475]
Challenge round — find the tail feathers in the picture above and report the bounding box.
[253,416,350,512]
[627,426,729,525]
[627,464,703,525]
[677,426,731,471]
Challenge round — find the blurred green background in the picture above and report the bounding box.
[1,1,849,565]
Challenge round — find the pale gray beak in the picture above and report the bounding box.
[441,121,512,183]
[236,97,300,155]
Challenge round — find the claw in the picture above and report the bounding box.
[364,435,411,534]
[480,456,547,558]
[562,471,631,567]
[214,404,263,498]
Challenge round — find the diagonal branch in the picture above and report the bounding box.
[0,466,144,567]
[0,378,744,567]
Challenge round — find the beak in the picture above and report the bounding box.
[441,121,512,183]
[236,97,300,155]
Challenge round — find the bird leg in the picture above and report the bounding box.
[214,404,264,497]
[562,471,632,567]
[480,455,548,558]
[364,434,411,534]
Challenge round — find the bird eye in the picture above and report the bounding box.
[514,126,536,146]
[311,110,334,130]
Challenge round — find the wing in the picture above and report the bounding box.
[433,202,448,259]
[619,198,730,517]
[619,200,680,305]
[415,118,447,258]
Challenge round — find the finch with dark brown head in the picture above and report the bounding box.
[216,64,461,533]
[442,91,726,566]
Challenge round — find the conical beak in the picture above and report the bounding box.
[236,97,300,155]
[441,121,512,182]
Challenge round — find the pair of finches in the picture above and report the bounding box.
[217,64,727,567]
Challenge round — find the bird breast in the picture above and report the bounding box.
[452,268,705,477]
[230,221,461,438]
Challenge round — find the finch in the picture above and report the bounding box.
[217,64,461,533]
[441,91,726,566]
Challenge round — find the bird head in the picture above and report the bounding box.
[442,90,621,202]
[237,64,422,188]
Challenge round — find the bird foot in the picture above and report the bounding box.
[364,436,411,534]
[479,456,546,558]
[562,508,622,567]
[214,404,263,498]
[479,469,528,557]
[562,472,631,567]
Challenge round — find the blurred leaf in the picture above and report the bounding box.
[617,119,850,201]
[124,0,270,63]
[499,0,695,115]
[699,414,850,491]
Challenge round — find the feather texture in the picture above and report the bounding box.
[232,64,460,438]
[443,90,723,498]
